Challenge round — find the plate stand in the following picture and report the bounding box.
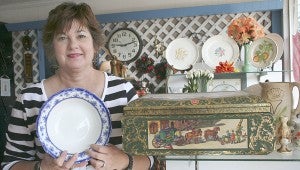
[168,64,193,74]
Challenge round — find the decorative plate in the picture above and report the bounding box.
[265,33,284,63]
[249,37,278,69]
[36,88,111,163]
[201,35,239,69]
[165,38,199,70]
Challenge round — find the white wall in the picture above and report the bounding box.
[0,0,261,23]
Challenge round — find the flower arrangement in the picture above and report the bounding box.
[215,61,236,73]
[154,62,168,80]
[227,17,265,45]
[183,69,214,93]
[135,55,154,74]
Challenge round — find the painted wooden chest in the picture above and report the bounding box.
[122,91,275,156]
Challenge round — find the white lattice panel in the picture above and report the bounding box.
[12,11,271,94]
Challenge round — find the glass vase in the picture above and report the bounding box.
[198,79,208,92]
[242,43,256,72]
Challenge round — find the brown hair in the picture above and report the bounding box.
[42,2,104,62]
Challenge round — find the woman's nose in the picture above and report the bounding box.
[68,37,79,49]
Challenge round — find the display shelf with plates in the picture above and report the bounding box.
[164,32,286,94]
[166,70,292,93]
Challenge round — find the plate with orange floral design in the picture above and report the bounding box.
[265,33,283,63]
[249,37,278,69]
[202,35,239,69]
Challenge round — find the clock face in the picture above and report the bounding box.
[107,28,142,62]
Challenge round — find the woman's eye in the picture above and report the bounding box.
[78,34,87,39]
[57,35,67,41]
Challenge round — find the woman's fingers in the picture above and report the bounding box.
[72,161,88,168]
[42,151,87,169]
[55,151,68,166]
[89,158,106,169]
[63,153,78,169]
[90,144,104,152]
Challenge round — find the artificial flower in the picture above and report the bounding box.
[154,62,168,80]
[135,55,154,74]
[183,69,214,93]
[215,61,235,73]
[227,17,265,45]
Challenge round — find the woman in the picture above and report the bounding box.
[1,2,152,170]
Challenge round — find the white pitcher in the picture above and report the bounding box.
[260,82,300,121]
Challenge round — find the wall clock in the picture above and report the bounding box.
[107,28,143,63]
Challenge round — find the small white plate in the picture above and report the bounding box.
[37,88,111,163]
[202,35,239,69]
[166,38,199,70]
[265,33,284,63]
[249,37,278,69]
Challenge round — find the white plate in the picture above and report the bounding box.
[249,37,278,69]
[165,38,199,70]
[37,88,111,163]
[265,33,284,63]
[201,35,239,69]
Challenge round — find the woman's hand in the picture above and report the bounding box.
[41,151,88,170]
[87,144,129,170]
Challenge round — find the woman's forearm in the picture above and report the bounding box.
[132,155,151,170]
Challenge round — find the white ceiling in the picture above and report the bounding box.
[0,0,262,23]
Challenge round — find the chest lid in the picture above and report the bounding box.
[124,91,270,116]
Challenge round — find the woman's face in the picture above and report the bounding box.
[53,20,95,71]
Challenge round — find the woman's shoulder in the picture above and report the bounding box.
[13,81,46,105]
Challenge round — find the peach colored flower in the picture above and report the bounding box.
[227,17,265,45]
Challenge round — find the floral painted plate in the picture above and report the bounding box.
[166,38,199,70]
[36,88,111,163]
[249,37,278,69]
[201,35,239,69]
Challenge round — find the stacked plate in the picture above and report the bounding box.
[265,33,284,64]
[36,88,111,163]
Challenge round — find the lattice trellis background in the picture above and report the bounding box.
[12,11,271,95]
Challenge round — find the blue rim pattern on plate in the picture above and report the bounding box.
[36,88,111,163]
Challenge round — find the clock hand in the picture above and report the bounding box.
[114,41,136,47]
[124,41,136,46]
[115,43,126,47]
